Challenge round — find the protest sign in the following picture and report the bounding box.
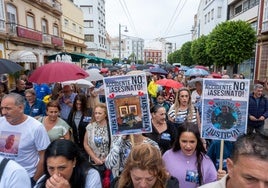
[201,78,250,141]
[103,73,152,136]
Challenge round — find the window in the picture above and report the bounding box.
[41,19,48,33]
[79,26,82,34]
[64,19,69,28]
[235,4,242,15]
[84,20,93,28]
[6,4,17,33]
[89,6,93,14]
[85,34,94,42]
[208,12,210,22]
[211,9,214,20]
[243,0,250,11]
[72,23,76,31]
[26,12,34,29]
[53,24,59,36]
[217,7,222,18]
[205,14,207,24]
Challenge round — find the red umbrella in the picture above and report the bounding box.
[194,65,209,71]
[156,79,183,89]
[210,72,222,78]
[28,62,89,84]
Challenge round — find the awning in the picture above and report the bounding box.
[47,52,112,64]
[9,50,37,63]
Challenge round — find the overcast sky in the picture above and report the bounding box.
[105,0,200,49]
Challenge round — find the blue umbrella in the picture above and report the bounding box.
[149,67,168,75]
[185,68,209,77]
[179,65,190,71]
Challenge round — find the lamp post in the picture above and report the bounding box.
[119,24,128,62]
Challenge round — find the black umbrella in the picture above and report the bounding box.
[0,58,24,74]
[149,67,168,75]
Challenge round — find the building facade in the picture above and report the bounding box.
[144,49,162,64]
[74,0,107,58]
[193,0,259,80]
[1,0,64,69]
[61,0,86,54]
[255,0,268,83]
[110,35,144,62]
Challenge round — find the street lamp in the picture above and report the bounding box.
[119,24,128,62]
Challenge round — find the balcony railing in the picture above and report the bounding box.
[6,22,63,47]
[40,0,53,7]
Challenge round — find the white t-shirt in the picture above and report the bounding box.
[0,116,50,177]
[0,156,31,188]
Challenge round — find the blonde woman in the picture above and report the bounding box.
[167,87,200,128]
[114,143,179,188]
[84,103,111,180]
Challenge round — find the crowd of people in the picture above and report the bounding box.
[0,67,267,188]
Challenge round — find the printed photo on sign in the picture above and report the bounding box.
[103,73,152,136]
[0,131,21,158]
[201,79,250,141]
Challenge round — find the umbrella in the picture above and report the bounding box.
[62,79,94,88]
[188,77,203,88]
[28,62,89,84]
[136,64,154,70]
[85,69,104,81]
[185,68,209,77]
[210,72,222,78]
[179,65,190,71]
[149,67,168,75]
[194,65,209,71]
[156,79,183,89]
[126,70,152,76]
[0,58,24,74]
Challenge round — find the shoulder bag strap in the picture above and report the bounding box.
[0,158,10,182]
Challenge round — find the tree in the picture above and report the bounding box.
[180,41,193,66]
[206,20,256,67]
[191,35,213,67]
[167,49,181,64]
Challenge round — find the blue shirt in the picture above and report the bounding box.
[24,99,46,117]
[34,84,51,100]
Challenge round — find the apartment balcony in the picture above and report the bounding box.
[43,34,52,44]
[52,1,62,16]
[40,0,53,8]
[51,36,63,47]
[6,23,63,48]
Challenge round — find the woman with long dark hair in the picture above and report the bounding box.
[67,93,92,157]
[35,139,101,188]
[163,122,217,188]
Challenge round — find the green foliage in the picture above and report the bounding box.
[168,49,181,64]
[191,35,213,66]
[180,41,193,66]
[112,58,119,64]
[206,20,256,67]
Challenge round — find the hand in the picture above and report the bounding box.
[93,157,104,165]
[45,174,71,188]
[258,116,265,121]
[249,115,258,121]
[217,169,227,180]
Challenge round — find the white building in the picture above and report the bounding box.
[73,0,107,58]
[193,0,228,38]
[110,35,144,62]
